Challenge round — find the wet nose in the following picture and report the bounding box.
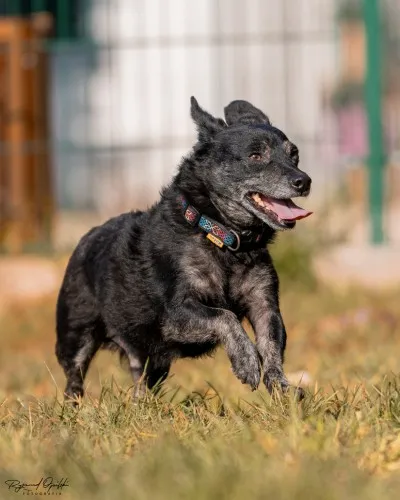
[291,173,311,194]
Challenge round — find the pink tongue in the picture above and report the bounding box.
[261,195,313,221]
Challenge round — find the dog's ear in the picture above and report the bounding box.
[224,100,270,126]
[190,96,227,142]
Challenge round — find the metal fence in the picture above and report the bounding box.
[0,0,400,250]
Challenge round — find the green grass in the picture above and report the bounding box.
[1,379,400,499]
[1,255,400,499]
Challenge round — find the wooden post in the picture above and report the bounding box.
[0,17,53,252]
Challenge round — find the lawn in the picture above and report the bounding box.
[0,245,399,499]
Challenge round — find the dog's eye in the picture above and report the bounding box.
[249,153,262,161]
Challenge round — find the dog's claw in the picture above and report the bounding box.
[234,367,261,391]
[264,369,305,400]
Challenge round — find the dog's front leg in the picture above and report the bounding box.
[164,299,261,390]
[249,305,305,399]
[250,306,289,390]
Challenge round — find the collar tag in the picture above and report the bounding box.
[206,233,224,248]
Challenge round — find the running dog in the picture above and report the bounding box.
[56,97,312,401]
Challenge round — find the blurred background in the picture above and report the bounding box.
[0,0,399,254]
[0,0,399,327]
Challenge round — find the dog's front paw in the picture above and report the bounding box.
[263,368,305,400]
[263,367,290,393]
[230,342,261,391]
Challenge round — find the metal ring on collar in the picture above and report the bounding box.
[227,230,240,252]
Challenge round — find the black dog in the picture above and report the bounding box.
[55,98,312,401]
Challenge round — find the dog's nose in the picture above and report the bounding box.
[291,174,311,194]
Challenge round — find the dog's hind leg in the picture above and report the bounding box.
[56,325,101,402]
[146,359,171,393]
[111,336,147,398]
[111,337,170,398]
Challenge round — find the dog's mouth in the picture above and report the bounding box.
[246,192,313,228]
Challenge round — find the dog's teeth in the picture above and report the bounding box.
[251,193,267,209]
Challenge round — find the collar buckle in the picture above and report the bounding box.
[227,230,240,252]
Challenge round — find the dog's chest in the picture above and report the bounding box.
[180,243,273,314]
[181,245,229,304]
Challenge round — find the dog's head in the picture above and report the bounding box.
[189,97,312,231]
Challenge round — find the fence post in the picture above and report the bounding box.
[363,0,386,244]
